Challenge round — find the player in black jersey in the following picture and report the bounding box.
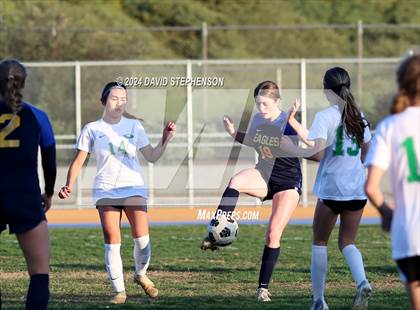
[0,59,56,310]
[201,81,302,302]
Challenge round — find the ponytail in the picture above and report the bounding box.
[339,85,366,147]
[323,67,367,147]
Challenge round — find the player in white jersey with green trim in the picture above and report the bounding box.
[365,53,420,310]
[288,67,372,310]
[58,82,176,304]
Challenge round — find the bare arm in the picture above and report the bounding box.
[224,115,253,147]
[140,121,176,163]
[365,165,393,232]
[287,99,315,147]
[58,150,89,199]
[278,135,325,162]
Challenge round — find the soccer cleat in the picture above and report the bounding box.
[309,298,329,310]
[352,280,372,310]
[134,274,159,298]
[256,287,272,302]
[200,236,220,251]
[110,291,127,304]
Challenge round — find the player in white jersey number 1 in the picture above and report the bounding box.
[365,53,420,310]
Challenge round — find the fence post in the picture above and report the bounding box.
[186,61,194,205]
[357,20,364,101]
[202,22,208,60]
[300,59,308,207]
[75,61,82,208]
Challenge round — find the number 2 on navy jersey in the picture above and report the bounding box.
[0,114,21,148]
[402,137,420,182]
[333,125,360,157]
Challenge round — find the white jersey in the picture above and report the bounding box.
[365,107,420,260]
[76,117,150,204]
[308,105,371,200]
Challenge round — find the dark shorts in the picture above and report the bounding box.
[96,196,147,212]
[396,256,420,283]
[255,166,302,201]
[321,199,367,214]
[0,192,46,234]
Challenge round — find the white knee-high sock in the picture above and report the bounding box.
[133,235,151,276]
[342,244,367,286]
[105,243,125,293]
[311,245,328,301]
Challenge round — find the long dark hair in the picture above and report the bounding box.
[323,67,366,146]
[0,59,27,113]
[391,53,420,114]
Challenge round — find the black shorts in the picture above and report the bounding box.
[321,199,367,214]
[255,166,302,201]
[396,256,420,283]
[0,192,46,234]
[96,197,147,212]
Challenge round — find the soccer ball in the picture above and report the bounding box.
[207,215,239,246]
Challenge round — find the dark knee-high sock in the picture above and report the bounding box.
[26,274,49,310]
[214,187,239,218]
[258,246,280,289]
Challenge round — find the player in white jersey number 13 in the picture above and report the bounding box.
[288,67,372,310]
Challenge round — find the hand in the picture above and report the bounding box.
[162,121,176,144]
[378,202,393,232]
[58,185,72,199]
[288,98,301,120]
[223,115,235,137]
[41,193,52,213]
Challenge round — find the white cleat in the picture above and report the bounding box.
[256,287,272,302]
[352,280,372,310]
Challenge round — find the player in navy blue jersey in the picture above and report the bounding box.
[201,81,302,302]
[0,59,56,310]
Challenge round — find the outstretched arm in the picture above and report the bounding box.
[58,150,89,199]
[278,135,325,161]
[223,115,253,147]
[140,121,176,163]
[287,99,314,147]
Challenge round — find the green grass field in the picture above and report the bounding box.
[0,225,408,309]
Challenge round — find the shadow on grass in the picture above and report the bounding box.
[3,293,410,310]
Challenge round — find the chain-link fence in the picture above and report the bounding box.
[26,58,399,208]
